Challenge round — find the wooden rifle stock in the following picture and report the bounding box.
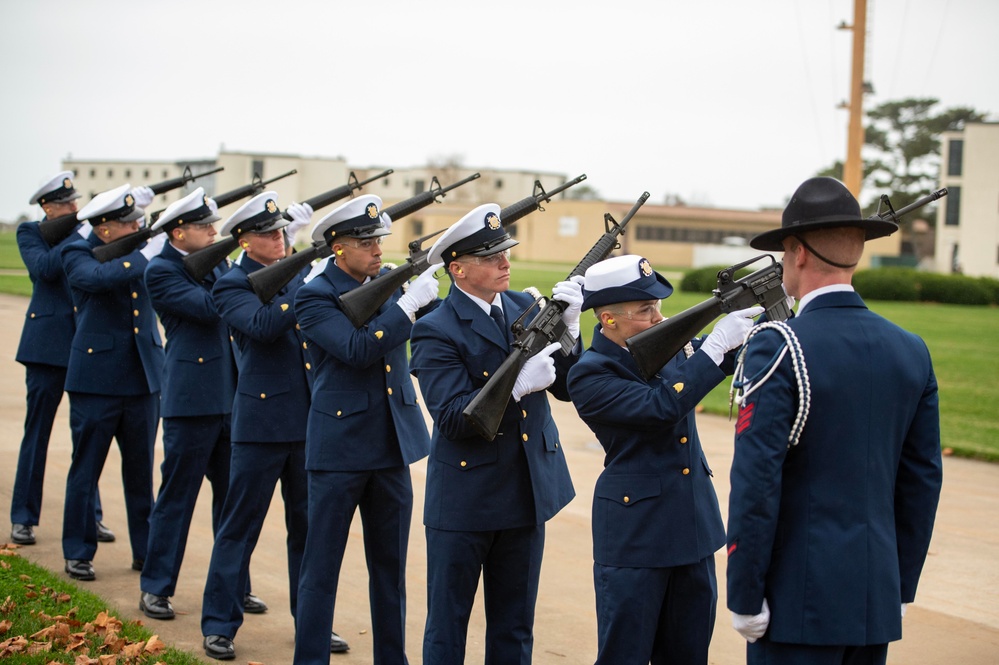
[463,191,650,441]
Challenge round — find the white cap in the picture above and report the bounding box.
[427,203,518,266]
[30,170,81,205]
[220,191,289,237]
[310,194,388,243]
[150,187,220,232]
[581,254,674,311]
[77,183,144,224]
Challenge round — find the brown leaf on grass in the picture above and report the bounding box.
[98,655,118,665]
[0,619,12,634]
[102,633,126,654]
[1,596,17,614]
[68,606,79,617]
[30,624,56,640]
[1,634,29,655]
[54,592,73,603]
[19,575,31,582]
[144,635,166,654]
[0,547,21,556]
[122,641,145,658]
[74,655,99,665]
[0,559,10,569]
[67,634,89,652]
[27,640,53,654]
[25,591,38,599]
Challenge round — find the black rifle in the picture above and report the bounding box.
[249,173,479,304]
[626,255,790,381]
[182,169,393,281]
[624,187,951,381]
[37,165,224,247]
[95,169,298,262]
[499,174,587,225]
[463,191,650,441]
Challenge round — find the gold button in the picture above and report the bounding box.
[483,371,489,377]
[30,313,35,318]
[280,303,289,312]
[305,363,311,370]
[74,306,78,312]
[132,292,138,299]
[295,323,300,330]
[87,348,93,354]
[682,467,690,475]
[680,436,688,444]
[623,496,630,503]
[133,327,139,334]
[522,434,528,442]
[385,364,391,373]
[460,461,467,468]
[123,261,131,269]
[230,335,234,342]
[198,357,204,363]
[133,309,139,317]
[260,393,267,399]
[555,443,559,448]
[337,410,342,416]
[387,388,393,396]
[302,342,308,349]
[374,330,384,339]
[521,409,527,419]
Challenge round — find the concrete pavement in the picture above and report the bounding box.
[1,292,997,664]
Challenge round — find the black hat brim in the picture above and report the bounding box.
[750,217,899,251]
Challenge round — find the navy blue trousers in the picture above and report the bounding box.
[423,524,545,665]
[294,466,413,665]
[747,639,888,665]
[141,414,232,597]
[593,555,717,665]
[11,363,103,526]
[201,441,308,640]
[62,391,158,562]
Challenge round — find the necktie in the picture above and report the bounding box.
[490,304,508,342]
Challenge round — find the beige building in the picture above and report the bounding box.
[64,150,897,271]
[936,122,999,278]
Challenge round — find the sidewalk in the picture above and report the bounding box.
[1,291,997,664]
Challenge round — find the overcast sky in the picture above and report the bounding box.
[2,0,996,222]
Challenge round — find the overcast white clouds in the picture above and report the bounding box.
[1,0,996,221]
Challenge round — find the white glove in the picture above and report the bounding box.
[396,262,443,318]
[700,305,764,365]
[140,232,168,260]
[129,186,155,210]
[206,197,219,216]
[284,202,313,245]
[901,603,909,618]
[731,598,770,643]
[552,275,584,340]
[512,342,560,401]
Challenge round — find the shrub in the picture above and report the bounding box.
[679,264,754,293]
[917,272,992,305]
[853,268,920,301]
[977,276,999,305]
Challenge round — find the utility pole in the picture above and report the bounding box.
[838,0,869,198]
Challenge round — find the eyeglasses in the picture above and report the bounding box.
[460,249,511,266]
[610,300,662,323]
[343,237,384,251]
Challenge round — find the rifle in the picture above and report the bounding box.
[38,165,224,247]
[248,173,478,304]
[328,172,480,320]
[626,255,790,381]
[96,169,298,262]
[463,191,650,441]
[182,169,393,281]
[499,173,587,225]
[148,169,298,223]
[623,187,950,381]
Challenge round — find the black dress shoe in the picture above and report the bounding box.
[139,592,175,620]
[65,559,95,581]
[203,635,235,661]
[242,593,268,614]
[330,630,350,654]
[95,521,115,543]
[131,558,144,572]
[10,524,36,545]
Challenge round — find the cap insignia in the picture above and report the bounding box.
[63,177,73,189]
[366,203,379,218]
[639,258,653,277]
[265,199,278,214]
[485,212,501,230]
[125,194,135,207]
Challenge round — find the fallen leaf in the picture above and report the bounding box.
[0,619,11,634]
[144,635,165,654]
[27,640,53,654]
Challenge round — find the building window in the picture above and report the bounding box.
[411,219,424,236]
[944,186,961,226]
[495,179,503,189]
[89,168,96,177]
[107,168,114,178]
[144,169,150,178]
[413,179,425,194]
[383,178,390,188]
[162,169,169,178]
[251,160,264,178]
[125,169,131,178]
[947,139,964,177]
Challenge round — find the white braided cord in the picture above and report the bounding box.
[731,321,811,448]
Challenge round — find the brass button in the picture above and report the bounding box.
[385,364,391,373]
[682,467,690,475]
[123,261,131,269]
[680,436,688,444]
[305,362,312,370]
[483,371,489,377]
[133,327,139,334]
[460,461,467,468]
[230,335,234,342]
[87,348,93,354]
[522,434,528,442]
[74,306,78,312]
[623,496,630,503]
[302,342,308,349]
[132,292,138,299]
[295,323,301,330]
[522,409,527,419]
[30,313,35,318]
[260,393,267,399]
[387,388,393,396]
[280,303,289,312]
[337,410,342,416]
[198,357,204,363]
[555,443,559,448]
[133,309,139,317]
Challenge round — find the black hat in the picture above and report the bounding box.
[750,177,898,251]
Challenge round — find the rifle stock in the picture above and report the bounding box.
[93,227,154,262]
[463,191,650,441]
[37,212,81,246]
[625,255,789,381]
[499,174,587,225]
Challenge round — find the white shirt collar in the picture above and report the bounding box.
[798,283,854,313]
[456,284,502,315]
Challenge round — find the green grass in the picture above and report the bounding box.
[2,232,996,460]
[0,548,202,664]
